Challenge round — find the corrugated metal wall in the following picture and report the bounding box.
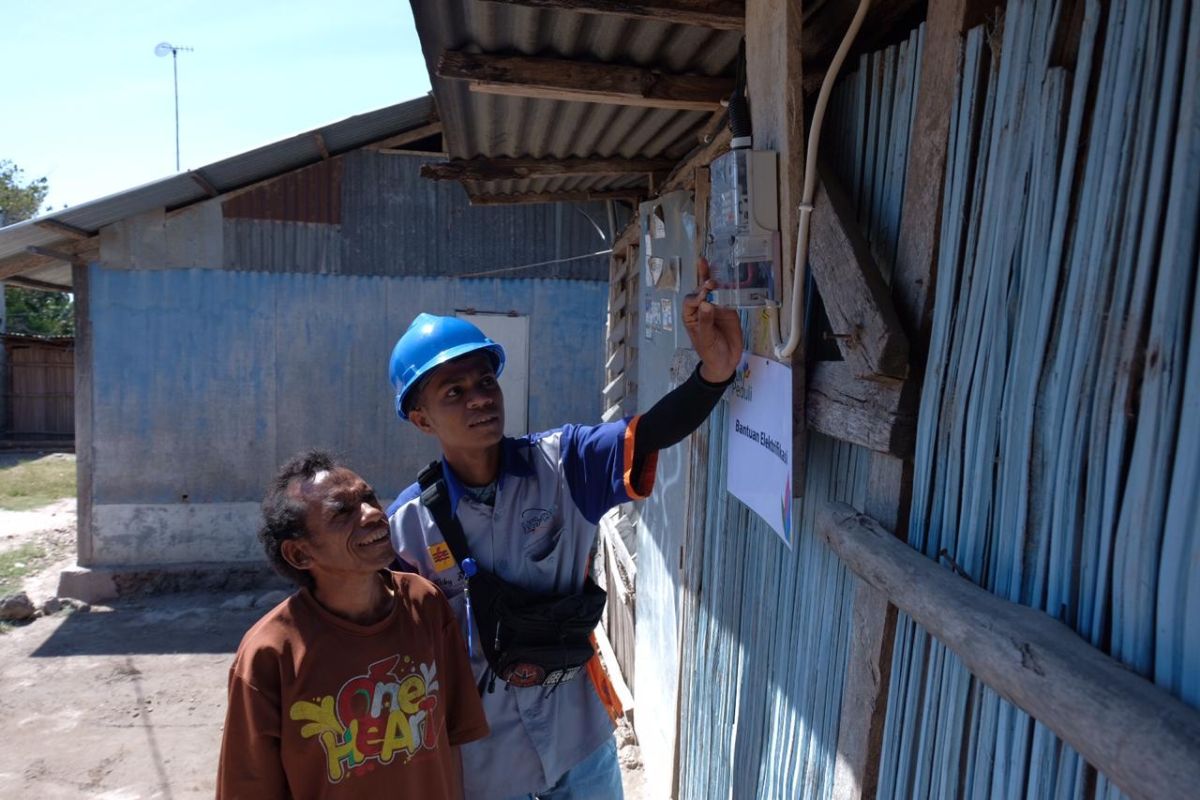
[220,150,611,281]
[674,26,923,800]
[879,0,1200,797]
[87,267,607,514]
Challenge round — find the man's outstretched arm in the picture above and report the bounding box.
[629,259,744,489]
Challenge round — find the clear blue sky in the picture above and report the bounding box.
[0,0,431,211]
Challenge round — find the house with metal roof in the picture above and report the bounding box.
[401,0,1200,798]
[0,93,619,597]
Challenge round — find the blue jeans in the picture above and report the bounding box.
[506,737,624,800]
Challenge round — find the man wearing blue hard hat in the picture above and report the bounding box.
[387,265,742,799]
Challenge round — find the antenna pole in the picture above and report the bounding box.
[172,48,180,172]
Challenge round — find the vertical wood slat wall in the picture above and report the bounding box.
[878,0,1200,797]
[600,232,641,688]
[3,338,74,438]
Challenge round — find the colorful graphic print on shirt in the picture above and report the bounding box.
[288,655,442,783]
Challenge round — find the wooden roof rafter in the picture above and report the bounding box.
[468,188,646,206]
[436,50,735,111]
[421,156,677,182]
[480,0,746,30]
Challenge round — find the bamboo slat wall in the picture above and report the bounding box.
[675,26,923,799]
[879,0,1200,796]
[4,339,74,438]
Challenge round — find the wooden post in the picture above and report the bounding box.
[830,0,978,796]
[817,500,1200,800]
[745,0,806,489]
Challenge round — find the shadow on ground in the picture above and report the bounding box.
[30,592,267,657]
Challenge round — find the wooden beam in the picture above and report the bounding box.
[437,50,734,111]
[421,157,676,182]
[5,274,71,292]
[809,167,910,379]
[0,252,55,282]
[893,0,980,362]
[816,501,1200,800]
[313,131,331,160]
[482,0,745,29]
[746,0,806,488]
[806,362,916,457]
[660,124,731,193]
[468,188,644,206]
[189,171,219,198]
[831,454,910,800]
[35,218,92,240]
[831,3,986,796]
[25,245,83,266]
[366,121,443,151]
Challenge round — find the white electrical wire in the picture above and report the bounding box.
[771,0,872,360]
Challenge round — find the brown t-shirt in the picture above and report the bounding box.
[216,572,489,799]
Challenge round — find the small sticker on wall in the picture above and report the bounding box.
[661,298,674,332]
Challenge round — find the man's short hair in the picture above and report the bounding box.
[258,449,341,589]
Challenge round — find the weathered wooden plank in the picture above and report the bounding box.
[816,501,1200,800]
[438,51,734,111]
[659,124,731,193]
[809,168,911,379]
[35,218,92,239]
[468,189,644,206]
[602,401,624,422]
[482,0,745,30]
[892,0,977,357]
[746,0,806,488]
[312,131,331,160]
[5,274,72,292]
[831,454,911,800]
[806,361,916,457]
[422,157,677,182]
[25,245,83,265]
[366,121,443,150]
[0,251,58,281]
[189,170,219,198]
[606,347,625,374]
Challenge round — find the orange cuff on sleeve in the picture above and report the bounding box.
[622,415,657,500]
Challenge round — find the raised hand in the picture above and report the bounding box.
[682,258,744,383]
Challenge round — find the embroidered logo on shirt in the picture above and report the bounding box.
[428,541,457,571]
[521,506,556,535]
[289,655,441,783]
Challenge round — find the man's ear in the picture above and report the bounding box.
[408,406,435,435]
[281,538,313,572]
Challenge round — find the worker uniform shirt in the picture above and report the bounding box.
[388,418,656,800]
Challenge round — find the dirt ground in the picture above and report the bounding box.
[0,497,646,799]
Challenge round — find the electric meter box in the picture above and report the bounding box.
[704,149,782,308]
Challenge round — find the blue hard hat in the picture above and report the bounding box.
[389,313,506,419]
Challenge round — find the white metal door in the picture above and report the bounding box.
[455,310,530,436]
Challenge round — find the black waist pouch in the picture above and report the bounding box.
[468,566,606,689]
[417,459,608,690]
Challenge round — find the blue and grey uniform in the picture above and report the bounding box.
[388,418,655,800]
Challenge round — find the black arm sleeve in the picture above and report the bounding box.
[631,364,734,483]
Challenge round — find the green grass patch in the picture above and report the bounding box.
[0,454,76,511]
[0,543,49,596]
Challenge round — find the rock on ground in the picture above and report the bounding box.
[0,591,36,621]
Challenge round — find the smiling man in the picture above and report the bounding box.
[217,451,488,799]
[386,266,742,800]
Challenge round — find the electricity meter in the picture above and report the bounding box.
[704,149,781,308]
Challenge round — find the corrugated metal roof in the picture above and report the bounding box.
[408,1,929,205]
[408,0,742,200]
[0,95,436,287]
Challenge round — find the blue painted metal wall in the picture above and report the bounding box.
[878,0,1200,797]
[675,25,923,799]
[88,267,607,507]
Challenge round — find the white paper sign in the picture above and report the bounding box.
[726,353,794,547]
